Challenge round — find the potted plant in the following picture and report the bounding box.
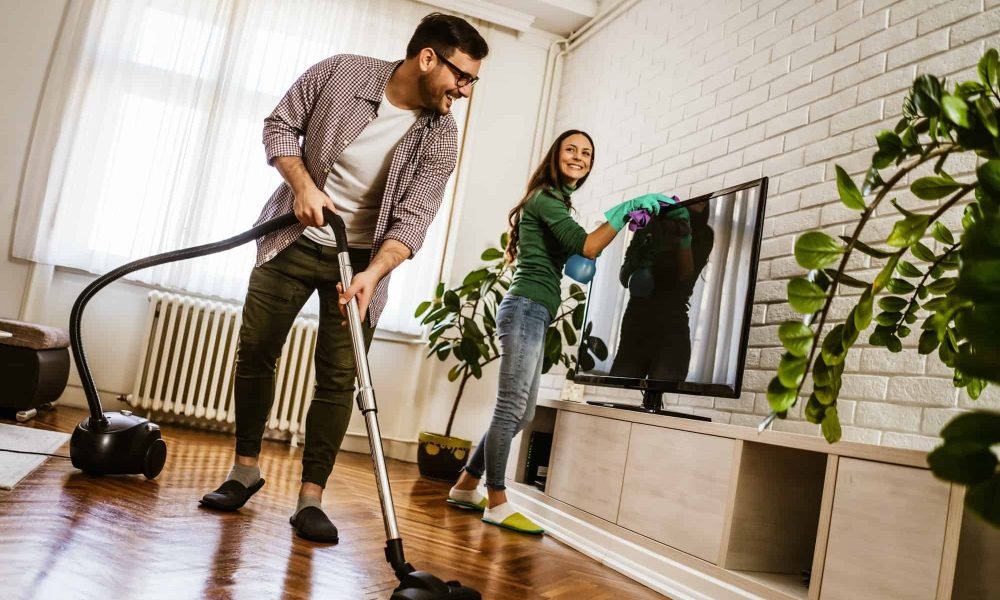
[413,232,608,481]
[765,48,1000,526]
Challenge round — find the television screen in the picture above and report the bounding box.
[574,178,769,417]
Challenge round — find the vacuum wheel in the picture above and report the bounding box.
[143,438,167,479]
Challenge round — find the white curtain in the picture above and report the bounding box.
[14,0,469,335]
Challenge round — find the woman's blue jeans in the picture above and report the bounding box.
[463,294,550,490]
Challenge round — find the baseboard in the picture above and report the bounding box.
[507,484,766,600]
[56,385,421,462]
[341,432,419,463]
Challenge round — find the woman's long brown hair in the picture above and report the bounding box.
[505,130,595,262]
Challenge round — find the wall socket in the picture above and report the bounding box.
[561,380,585,402]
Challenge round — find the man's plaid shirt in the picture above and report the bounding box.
[256,54,458,327]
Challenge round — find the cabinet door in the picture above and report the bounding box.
[820,458,950,600]
[546,411,631,522]
[617,424,739,563]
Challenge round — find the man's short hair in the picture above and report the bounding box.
[406,13,489,61]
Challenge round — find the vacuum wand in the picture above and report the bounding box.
[322,207,481,599]
[323,209,405,551]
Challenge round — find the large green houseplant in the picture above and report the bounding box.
[766,48,1000,526]
[413,232,607,481]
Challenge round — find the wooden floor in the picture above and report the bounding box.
[0,407,667,600]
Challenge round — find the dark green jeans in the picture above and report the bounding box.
[234,235,374,487]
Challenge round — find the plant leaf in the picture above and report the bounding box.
[887,214,930,248]
[821,324,848,366]
[977,159,1000,199]
[414,301,431,318]
[876,311,903,326]
[941,95,970,128]
[929,440,999,485]
[778,353,809,388]
[940,411,1000,445]
[873,255,900,292]
[481,247,504,261]
[967,378,986,400]
[843,237,896,259]
[788,277,828,314]
[931,222,955,246]
[911,176,961,200]
[835,165,865,210]
[821,406,842,443]
[887,278,916,294]
[805,393,826,424]
[795,232,846,269]
[911,241,937,262]
[878,296,909,312]
[767,377,798,413]
[855,288,874,331]
[779,321,814,357]
[975,96,999,137]
[823,268,869,288]
[918,330,940,354]
[896,260,923,278]
[562,320,577,346]
[927,277,957,295]
[813,354,843,388]
[978,47,999,91]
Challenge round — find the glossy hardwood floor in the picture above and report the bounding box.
[0,407,668,600]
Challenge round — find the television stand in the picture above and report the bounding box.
[586,390,711,422]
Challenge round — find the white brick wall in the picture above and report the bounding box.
[548,0,1000,449]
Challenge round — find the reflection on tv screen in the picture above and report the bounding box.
[576,178,768,399]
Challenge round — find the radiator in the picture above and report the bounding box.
[130,291,319,439]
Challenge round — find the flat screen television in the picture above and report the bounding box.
[574,177,769,421]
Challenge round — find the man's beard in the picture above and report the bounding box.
[416,74,441,114]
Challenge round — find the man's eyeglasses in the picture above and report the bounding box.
[432,49,479,89]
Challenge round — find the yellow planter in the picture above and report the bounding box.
[417,432,472,482]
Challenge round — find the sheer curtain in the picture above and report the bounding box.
[14,0,469,335]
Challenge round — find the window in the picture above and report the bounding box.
[15,0,470,335]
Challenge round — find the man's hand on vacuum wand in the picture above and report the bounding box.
[294,187,336,228]
[273,155,335,227]
[336,239,411,323]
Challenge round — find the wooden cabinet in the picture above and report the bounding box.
[617,425,739,563]
[546,410,631,522]
[819,458,952,600]
[508,401,996,600]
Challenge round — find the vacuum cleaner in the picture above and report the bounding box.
[68,208,481,599]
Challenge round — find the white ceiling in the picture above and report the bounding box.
[489,0,601,35]
[419,0,606,36]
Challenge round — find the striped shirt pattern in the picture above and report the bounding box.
[257,54,459,327]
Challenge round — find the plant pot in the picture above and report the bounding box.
[417,432,471,482]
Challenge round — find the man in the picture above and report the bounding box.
[199,13,488,544]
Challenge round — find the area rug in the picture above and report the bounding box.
[0,423,70,490]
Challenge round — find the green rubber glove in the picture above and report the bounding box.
[603,193,664,232]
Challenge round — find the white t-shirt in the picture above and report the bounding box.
[304,93,421,247]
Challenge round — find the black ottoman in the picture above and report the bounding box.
[0,318,70,418]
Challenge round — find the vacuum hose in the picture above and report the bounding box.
[70,212,299,425]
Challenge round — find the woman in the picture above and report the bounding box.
[446,129,672,534]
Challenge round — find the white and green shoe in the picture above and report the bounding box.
[482,503,544,535]
[446,486,488,512]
